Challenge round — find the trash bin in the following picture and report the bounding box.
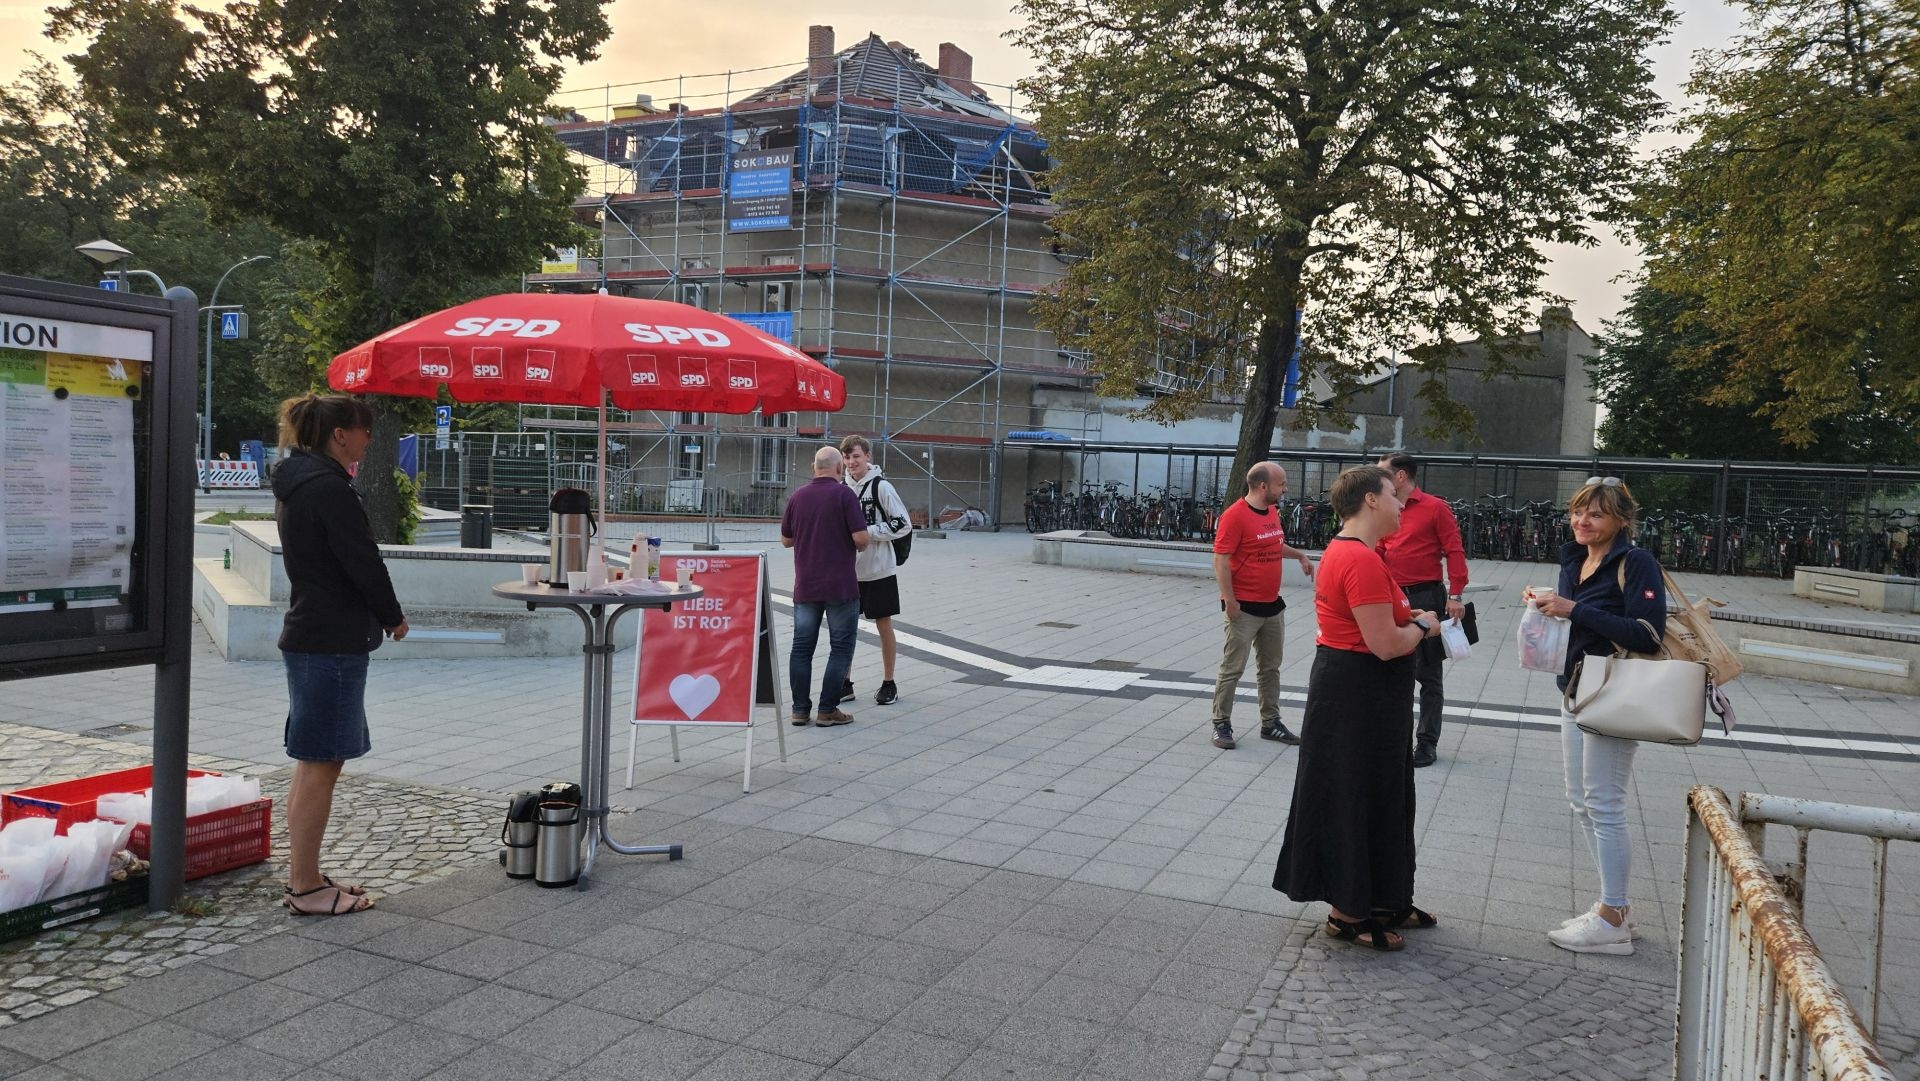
[460,504,494,549]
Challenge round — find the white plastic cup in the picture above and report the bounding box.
[519,564,540,585]
[676,562,694,588]
[566,571,589,592]
[1525,585,1556,604]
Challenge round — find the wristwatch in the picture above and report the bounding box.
[1411,618,1433,634]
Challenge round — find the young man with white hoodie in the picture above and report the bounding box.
[839,435,913,705]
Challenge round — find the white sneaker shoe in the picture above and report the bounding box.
[1549,910,1634,955]
[1559,903,1639,937]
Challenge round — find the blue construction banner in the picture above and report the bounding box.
[727,311,795,343]
[726,149,795,233]
[1282,309,1303,409]
[396,433,419,481]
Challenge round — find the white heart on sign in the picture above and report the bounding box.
[668,673,722,719]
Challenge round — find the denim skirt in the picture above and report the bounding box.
[283,651,372,762]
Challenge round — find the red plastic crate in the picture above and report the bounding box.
[2,767,217,834]
[129,799,273,881]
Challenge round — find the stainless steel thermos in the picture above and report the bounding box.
[545,488,596,586]
[499,791,540,879]
[533,781,584,888]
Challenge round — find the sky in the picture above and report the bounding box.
[2,0,1747,332]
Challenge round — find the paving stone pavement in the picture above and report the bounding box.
[1,530,1915,1078]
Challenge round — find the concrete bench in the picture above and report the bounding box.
[192,521,635,660]
[1792,566,1917,613]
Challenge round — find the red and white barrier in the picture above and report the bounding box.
[197,461,262,488]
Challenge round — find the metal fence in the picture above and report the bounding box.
[414,428,999,533]
[1676,786,1901,1081]
[1013,444,1920,577]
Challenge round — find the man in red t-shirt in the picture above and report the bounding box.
[1375,451,1468,767]
[1209,462,1315,749]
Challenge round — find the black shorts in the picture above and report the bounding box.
[858,576,901,620]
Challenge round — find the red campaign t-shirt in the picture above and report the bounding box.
[1315,536,1413,653]
[1212,498,1286,603]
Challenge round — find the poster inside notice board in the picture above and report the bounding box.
[0,304,155,655]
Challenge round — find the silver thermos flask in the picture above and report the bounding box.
[499,791,540,879]
[534,781,584,888]
[545,488,595,586]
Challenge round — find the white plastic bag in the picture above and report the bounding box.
[1517,606,1570,673]
[46,820,130,898]
[97,791,152,824]
[1439,618,1472,662]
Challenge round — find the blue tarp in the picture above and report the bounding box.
[1008,430,1071,442]
[397,434,419,480]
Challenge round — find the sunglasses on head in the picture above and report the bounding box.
[1585,476,1622,487]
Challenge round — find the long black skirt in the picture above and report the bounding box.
[1272,645,1417,916]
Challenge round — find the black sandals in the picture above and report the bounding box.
[1324,914,1405,951]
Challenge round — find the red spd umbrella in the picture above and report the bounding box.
[328,293,845,415]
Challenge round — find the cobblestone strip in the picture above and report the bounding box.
[0,724,506,1026]
[1211,927,1675,1081]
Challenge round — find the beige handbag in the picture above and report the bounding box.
[1563,620,1708,746]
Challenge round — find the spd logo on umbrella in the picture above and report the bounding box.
[523,350,556,382]
[470,347,503,380]
[625,354,659,387]
[417,347,453,380]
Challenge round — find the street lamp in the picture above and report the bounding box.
[74,239,171,293]
[202,255,272,490]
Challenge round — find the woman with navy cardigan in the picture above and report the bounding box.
[1527,476,1665,956]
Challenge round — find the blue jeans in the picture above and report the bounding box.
[791,598,858,715]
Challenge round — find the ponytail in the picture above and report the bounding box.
[277,393,374,455]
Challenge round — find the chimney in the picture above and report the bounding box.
[807,24,834,91]
[938,43,973,84]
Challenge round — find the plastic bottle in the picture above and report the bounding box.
[646,537,662,580]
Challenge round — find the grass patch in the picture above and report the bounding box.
[202,510,274,525]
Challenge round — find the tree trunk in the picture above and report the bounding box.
[1224,308,1298,506]
[360,403,405,543]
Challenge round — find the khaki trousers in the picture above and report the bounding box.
[1210,608,1285,728]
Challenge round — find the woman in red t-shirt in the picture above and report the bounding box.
[1272,466,1442,951]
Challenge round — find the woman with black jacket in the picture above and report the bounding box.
[1527,477,1664,955]
[272,394,407,916]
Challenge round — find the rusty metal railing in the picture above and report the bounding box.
[1677,786,1900,1081]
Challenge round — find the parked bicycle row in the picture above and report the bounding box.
[1027,478,1920,578]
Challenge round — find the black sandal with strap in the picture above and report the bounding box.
[1324,914,1405,951]
[282,884,373,916]
[1372,904,1438,930]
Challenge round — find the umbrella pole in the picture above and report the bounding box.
[597,392,609,537]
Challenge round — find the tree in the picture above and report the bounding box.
[1014,0,1674,501]
[49,0,610,540]
[1635,0,1920,452]
[1590,282,1920,462]
[0,58,148,281]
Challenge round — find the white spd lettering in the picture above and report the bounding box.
[727,375,754,389]
[623,322,731,348]
[677,558,710,573]
[526,365,552,381]
[680,372,707,387]
[420,363,452,377]
[445,317,561,338]
[629,371,658,385]
[471,363,501,378]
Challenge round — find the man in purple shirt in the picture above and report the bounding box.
[781,446,871,726]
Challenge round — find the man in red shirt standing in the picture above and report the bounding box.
[1209,462,1315,750]
[1375,451,1468,767]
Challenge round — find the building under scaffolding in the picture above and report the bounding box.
[499,27,1604,528]
[528,26,1076,525]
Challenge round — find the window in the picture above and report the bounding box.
[763,282,790,312]
[754,412,794,484]
[678,282,707,310]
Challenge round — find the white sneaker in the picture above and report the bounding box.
[1549,910,1634,955]
[1559,903,1639,936]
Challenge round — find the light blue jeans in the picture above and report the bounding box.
[790,598,859,715]
[1561,713,1639,908]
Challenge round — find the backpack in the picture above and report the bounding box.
[859,476,912,566]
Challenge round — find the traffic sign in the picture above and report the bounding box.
[434,405,451,450]
[219,312,249,340]
[97,279,120,292]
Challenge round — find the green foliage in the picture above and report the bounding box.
[1635,0,1920,451]
[47,0,612,540]
[1014,0,1674,500]
[1591,283,1920,462]
[391,468,422,546]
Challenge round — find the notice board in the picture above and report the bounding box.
[0,276,195,680]
[631,551,777,726]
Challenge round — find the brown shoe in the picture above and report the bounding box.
[815,709,854,726]
[790,713,813,726]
